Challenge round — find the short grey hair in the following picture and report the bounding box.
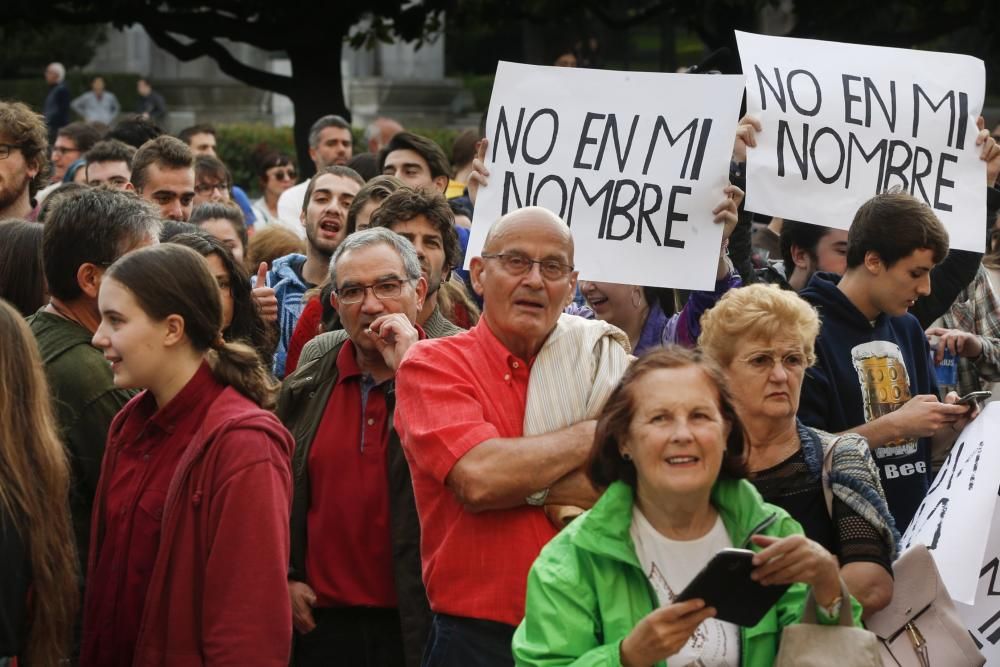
[47,62,66,82]
[308,114,351,149]
[329,227,422,287]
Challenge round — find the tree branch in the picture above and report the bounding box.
[144,27,293,96]
[793,6,982,49]
[586,2,674,29]
[131,6,286,51]
[9,3,287,51]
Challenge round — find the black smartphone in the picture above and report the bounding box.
[957,390,991,406]
[675,548,790,627]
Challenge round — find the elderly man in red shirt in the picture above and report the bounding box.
[395,206,609,666]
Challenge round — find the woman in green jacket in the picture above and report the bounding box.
[512,348,861,667]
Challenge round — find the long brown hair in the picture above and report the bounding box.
[106,244,279,408]
[0,299,78,665]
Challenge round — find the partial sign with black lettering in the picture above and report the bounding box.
[900,403,1000,605]
[736,31,986,252]
[466,61,744,290]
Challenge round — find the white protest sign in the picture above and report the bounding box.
[466,61,745,290]
[900,403,1000,604]
[736,31,986,252]
[957,513,1000,663]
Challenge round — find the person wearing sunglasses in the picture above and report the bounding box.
[253,151,298,227]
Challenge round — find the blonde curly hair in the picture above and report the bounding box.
[699,283,820,368]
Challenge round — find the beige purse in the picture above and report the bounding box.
[820,438,984,666]
[774,581,883,666]
[865,544,985,667]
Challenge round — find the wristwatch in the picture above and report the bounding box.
[525,488,550,506]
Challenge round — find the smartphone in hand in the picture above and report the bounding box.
[675,548,790,626]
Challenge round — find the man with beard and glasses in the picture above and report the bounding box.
[0,101,49,219]
[258,165,363,377]
[369,188,464,337]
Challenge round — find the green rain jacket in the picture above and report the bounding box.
[512,479,862,666]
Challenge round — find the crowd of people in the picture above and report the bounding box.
[1,60,1000,667]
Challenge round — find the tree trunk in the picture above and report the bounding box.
[288,43,351,179]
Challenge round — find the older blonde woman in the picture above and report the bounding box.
[700,284,896,618]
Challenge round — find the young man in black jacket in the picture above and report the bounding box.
[798,192,974,531]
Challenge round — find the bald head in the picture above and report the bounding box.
[483,206,574,260]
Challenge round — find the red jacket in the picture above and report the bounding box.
[85,385,295,666]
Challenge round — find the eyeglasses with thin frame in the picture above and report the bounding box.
[195,182,230,195]
[0,144,23,160]
[737,351,809,374]
[271,169,296,181]
[51,145,80,156]
[481,252,574,281]
[335,278,413,304]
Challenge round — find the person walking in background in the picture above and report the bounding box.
[71,76,120,125]
[135,77,167,125]
[0,300,79,667]
[43,62,71,140]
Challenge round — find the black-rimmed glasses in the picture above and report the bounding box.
[335,278,413,304]
[0,144,23,160]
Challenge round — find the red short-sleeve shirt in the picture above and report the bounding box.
[394,320,558,627]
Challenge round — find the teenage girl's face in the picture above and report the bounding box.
[92,278,171,391]
[198,218,245,266]
[205,253,235,330]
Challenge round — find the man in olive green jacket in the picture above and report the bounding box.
[29,189,160,576]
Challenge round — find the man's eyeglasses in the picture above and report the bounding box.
[271,169,296,181]
[481,253,574,281]
[51,146,79,156]
[0,144,23,160]
[195,182,230,195]
[335,278,413,304]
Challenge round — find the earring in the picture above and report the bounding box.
[621,452,632,462]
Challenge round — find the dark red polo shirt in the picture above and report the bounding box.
[81,363,223,667]
[305,339,396,608]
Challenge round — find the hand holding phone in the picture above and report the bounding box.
[675,548,789,627]
[956,390,991,406]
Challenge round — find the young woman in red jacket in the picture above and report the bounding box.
[0,300,78,667]
[81,243,295,667]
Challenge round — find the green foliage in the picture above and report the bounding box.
[0,21,107,78]
[0,72,141,117]
[215,123,466,196]
[461,75,495,111]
